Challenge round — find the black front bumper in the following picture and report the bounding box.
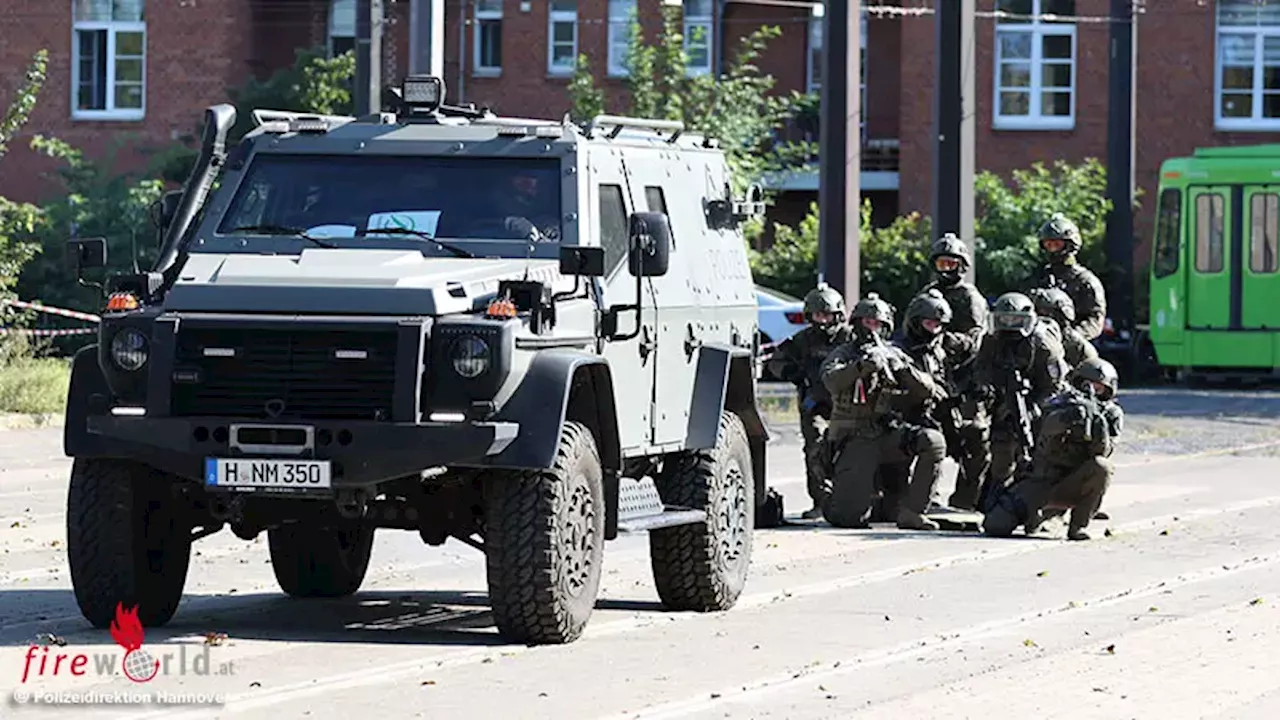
[82,414,519,487]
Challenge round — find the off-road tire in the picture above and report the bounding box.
[66,459,191,628]
[650,410,755,612]
[268,522,375,598]
[484,421,605,645]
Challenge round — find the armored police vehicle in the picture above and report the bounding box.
[63,76,777,645]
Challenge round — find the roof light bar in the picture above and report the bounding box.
[401,75,444,113]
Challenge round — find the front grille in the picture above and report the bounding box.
[170,327,398,420]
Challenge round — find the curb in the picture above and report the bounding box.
[0,413,64,431]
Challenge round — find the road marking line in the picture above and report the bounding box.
[135,485,1280,720]
[599,550,1280,720]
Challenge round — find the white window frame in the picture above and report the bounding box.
[70,5,146,121]
[547,1,578,76]
[683,0,713,77]
[992,0,1076,131]
[607,0,636,78]
[328,0,355,58]
[1215,0,1280,131]
[473,0,502,76]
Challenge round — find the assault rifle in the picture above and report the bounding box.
[979,364,1035,512]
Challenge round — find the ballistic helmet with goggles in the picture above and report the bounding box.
[803,283,846,324]
[850,292,895,339]
[1037,213,1082,258]
[929,233,971,282]
[905,288,952,340]
[1069,357,1119,401]
[991,292,1037,337]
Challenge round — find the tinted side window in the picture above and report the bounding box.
[645,186,667,214]
[1152,188,1181,279]
[599,184,629,272]
[1250,192,1279,274]
[1194,192,1225,274]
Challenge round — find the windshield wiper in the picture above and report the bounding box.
[227,224,337,249]
[362,227,475,258]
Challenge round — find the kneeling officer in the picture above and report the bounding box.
[820,293,948,530]
[981,357,1124,541]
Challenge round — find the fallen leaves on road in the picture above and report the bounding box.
[1159,529,1170,536]
[1148,606,1159,613]
[1023,638,1037,647]
[1250,597,1265,606]
[421,680,436,686]
[203,632,228,646]
[1104,644,1116,654]
[35,633,65,646]
[1036,571,1048,577]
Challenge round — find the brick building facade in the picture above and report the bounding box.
[6,0,1280,268]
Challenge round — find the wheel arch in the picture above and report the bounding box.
[685,343,769,501]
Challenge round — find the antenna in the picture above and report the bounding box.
[520,225,541,281]
[129,227,140,273]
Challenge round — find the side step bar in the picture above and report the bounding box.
[615,476,706,533]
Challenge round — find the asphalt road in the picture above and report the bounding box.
[0,389,1279,719]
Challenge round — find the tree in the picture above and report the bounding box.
[227,47,357,141]
[567,55,605,125]
[566,4,789,193]
[0,50,50,298]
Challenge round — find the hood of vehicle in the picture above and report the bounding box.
[163,249,573,315]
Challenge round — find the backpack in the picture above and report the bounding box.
[1038,387,1101,443]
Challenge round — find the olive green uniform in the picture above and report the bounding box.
[983,359,1124,540]
[766,323,854,508]
[974,296,1068,499]
[1029,287,1099,370]
[891,326,952,516]
[923,234,991,510]
[821,294,947,530]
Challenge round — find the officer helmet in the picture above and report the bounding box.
[1069,357,1119,400]
[905,288,953,339]
[1027,287,1076,324]
[850,292,895,339]
[1037,212,1082,257]
[929,233,971,277]
[991,292,1037,337]
[803,283,846,325]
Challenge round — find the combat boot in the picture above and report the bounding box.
[801,505,824,520]
[896,509,939,531]
[1067,527,1090,541]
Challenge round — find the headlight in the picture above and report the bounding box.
[450,335,490,378]
[110,329,149,371]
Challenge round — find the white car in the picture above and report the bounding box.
[756,285,807,379]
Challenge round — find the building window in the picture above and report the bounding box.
[992,0,1075,130]
[1195,193,1226,274]
[547,0,578,76]
[474,0,502,75]
[1250,193,1279,274]
[329,0,355,58]
[608,0,636,77]
[1152,188,1182,280]
[1217,0,1280,130]
[807,7,866,133]
[684,0,713,76]
[72,0,146,120]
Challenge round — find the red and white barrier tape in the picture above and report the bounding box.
[2,298,100,323]
[0,327,97,337]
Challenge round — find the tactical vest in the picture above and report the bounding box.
[829,341,898,435]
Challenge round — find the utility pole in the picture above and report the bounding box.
[410,0,446,78]
[1104,0,1137,332]
[932,0,976,284]
[817,0,862,301]
[355,0,384,115]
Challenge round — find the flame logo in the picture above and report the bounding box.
[110,603,160,683]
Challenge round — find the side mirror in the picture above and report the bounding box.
[628,211,671,278]
[67,237,107,273]
[732,183,767,221]
[154,190,183,234]
[558,245,606,277]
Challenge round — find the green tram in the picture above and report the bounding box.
[1147,144,1280,379]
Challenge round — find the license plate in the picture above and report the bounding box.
[204,458,332,489]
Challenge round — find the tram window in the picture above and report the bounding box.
[1195,193,1225,274]
[1250,193,1279,274]
[1153,188,1181,279]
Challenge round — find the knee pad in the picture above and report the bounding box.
[982,505,1019,537]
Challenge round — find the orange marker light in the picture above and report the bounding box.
[105,292,140,311]
[486,298,517,319]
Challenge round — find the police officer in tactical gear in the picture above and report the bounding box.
[1034,213,1108,341]
[981,357,1123,541]
[766,283,855,519]
[920,234,992,510]
[1028,287,1099,370]
[820,293,948,531]
[974,292,1068,503]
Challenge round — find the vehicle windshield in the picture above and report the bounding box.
[214,154,564,255]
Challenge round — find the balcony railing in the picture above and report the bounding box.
[767,114,898,173]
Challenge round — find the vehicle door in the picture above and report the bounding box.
[1186,186,1232,331]
[1147,186,1186,350]
[625,153,701,448]
[593,148,657,453]
[1242,186,1280,333]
